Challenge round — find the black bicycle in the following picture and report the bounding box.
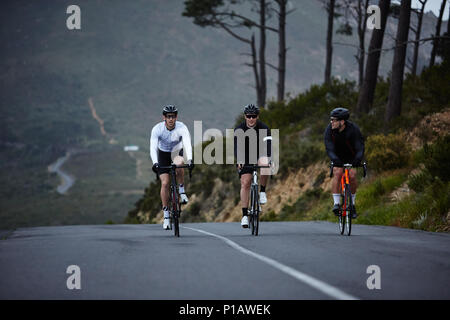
[156,163,192,237]
[329,161,366,236]
[240,164,271,236]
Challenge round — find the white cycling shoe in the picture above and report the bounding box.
[163,218,170,230]
[260,192,267,205]
[241,215,249,228]
[180,193,189,204]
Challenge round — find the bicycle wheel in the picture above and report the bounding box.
[345,186,352,236]
[250,186,256,235]
[338,193,345,235]
[254,190,260,236]
[171,187,180,237]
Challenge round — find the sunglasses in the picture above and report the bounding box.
[330,118,340,122]
[245,114,258,119]
[165,114,177,119]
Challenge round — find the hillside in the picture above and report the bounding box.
[0,0,447,229]
[128,57,450,232]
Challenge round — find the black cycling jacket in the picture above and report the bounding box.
[234,120,272,164]
[324,121,364,166]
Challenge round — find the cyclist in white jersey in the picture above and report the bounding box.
[150,105,194,230]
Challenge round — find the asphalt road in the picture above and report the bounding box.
[1,221,449,300]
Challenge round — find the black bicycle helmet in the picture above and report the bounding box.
[162,105,178,115]
[243,104,259,115]
[330,107,349,120]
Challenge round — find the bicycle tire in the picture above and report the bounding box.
[254,191,260,236]
[168,186,173,231]
[339,193,345,235]
[345,186,352,236]
[250,185,256,235]
[172,188,180,237]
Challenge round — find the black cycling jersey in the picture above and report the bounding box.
[234,120,272,165]
[324,121,364,166]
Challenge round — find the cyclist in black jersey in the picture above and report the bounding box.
[234,104,272,228]
[324,107,365,218]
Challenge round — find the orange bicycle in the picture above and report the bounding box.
[329,161,366,236]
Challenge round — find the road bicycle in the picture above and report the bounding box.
[240,164,271,236]
[329,161,366,236]
[156,163,192,237]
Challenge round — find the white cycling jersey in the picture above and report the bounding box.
[149,121,193,164]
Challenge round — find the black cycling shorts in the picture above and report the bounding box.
[158,149,183,175]
[237,165,256,178]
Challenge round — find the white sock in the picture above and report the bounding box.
[179,184,185,194]
[163,207,170,219]
[352,194,356,205]
[333,194,341,205]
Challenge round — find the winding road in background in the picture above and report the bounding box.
[1,221,449,299]
[47,151,75,194]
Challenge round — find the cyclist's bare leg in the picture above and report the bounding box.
[240,173,252,209]
[173,155,185,185]
[160,173,170,208]
[349,169,358,194]
[258,157,270,187]
[331,167,344,214]
[331,167,344,193]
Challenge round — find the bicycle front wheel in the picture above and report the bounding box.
[338,194,345,235]
[172,187,180,237]
[254,194,260,236]
[345,187,352,236]
[250,186,256,235]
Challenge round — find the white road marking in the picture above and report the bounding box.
[183,226,359,300]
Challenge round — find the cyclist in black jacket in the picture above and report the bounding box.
[234,104,272,228]
[324,107,364,218]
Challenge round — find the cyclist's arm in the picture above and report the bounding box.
[180,125,193,162]
[324,125,341,164]
[149,126,159,164]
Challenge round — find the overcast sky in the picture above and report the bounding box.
[411,0,449,20]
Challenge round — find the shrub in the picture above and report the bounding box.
[407,170,432,193]
[422,135,450,182]
[365,132,411,172]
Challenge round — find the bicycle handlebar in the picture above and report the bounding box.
[237,163,272,174]
[329,161,367,178]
